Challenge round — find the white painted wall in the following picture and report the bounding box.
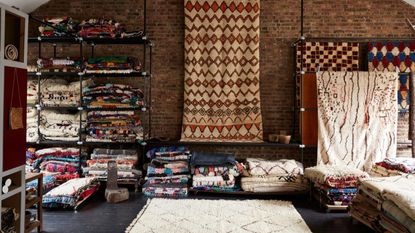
[403,0,415,6]
[0,0,49,13]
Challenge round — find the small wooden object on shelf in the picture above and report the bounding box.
[25,173,43,233]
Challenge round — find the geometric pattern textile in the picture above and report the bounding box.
[181,0,263,141]
[398,73,410,113]
[368,42,415,72]
[317,72,398,171]
[296,42,360,72]
[126,199,312,233]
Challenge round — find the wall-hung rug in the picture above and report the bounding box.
[317,71,398,171]
[368,42,415,72]
[296,42,360,72]
[398,73,410,113]
[181,0,263,142]
[125,199,312,233]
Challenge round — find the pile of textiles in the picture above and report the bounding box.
[83,83,144,108]
[371,157,415,177]
[349,175,415,232]
[26,108,38,143]
[37,79,93,107]
[27,80,38,105]
[37,57,82,72]
[304,165,369,207]
[39,110,85,141]
[241,158,308,193]
[38,17,79,37]
[190,152,242,192]
[143,147,190,198]
[42,177,99,208]
[26,175,57,194]
[78,18,124,38]
[84,56,141,74]
[85,111,143,142]
[27,147,83,183]
[84,148,141,182]
[1,207,18,233]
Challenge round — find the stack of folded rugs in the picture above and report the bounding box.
[143,147,190,198]
[371,157,415,177]
[39,110,85,141]
[28,147,83,183]
[190,152,242,192]
[304,165,369,207]
[1,207,18,233]
[39,17,79,37]
[84,148,141,183]
[78,18,124,38]
[349,175,415,233]
[26,108,38,143]
[40,79,93,107]
[37,57,82,73]
[241,158,308,193]
[26,174,57,195]
[42,177,100,209]
[82,83,144,108]
[85,111,143,142]
[27,80,38,105]
[84,56,140,74]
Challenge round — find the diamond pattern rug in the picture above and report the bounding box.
[125,199,312,233]
[181,0,263,142]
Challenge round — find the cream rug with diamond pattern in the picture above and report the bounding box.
[125,199,311,233]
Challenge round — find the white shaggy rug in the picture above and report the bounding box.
[125,199,312,233]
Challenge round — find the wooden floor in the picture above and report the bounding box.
[40,190,373,233]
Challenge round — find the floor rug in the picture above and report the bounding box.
[317,71,398,171]
[181,0,263,142]
[125,199,312,233]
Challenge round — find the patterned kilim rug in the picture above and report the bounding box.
[181,0,263,142]
[125,199,312,233]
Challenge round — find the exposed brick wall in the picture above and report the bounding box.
[29,0,415,164]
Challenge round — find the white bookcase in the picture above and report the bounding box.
[0,3,28,233]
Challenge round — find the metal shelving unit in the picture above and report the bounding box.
[26,1,152,189]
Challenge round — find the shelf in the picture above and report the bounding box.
[28,71,150,78]
[83,37,149,45]
[83,141,140,147]
[28,36,81,44]
[25,220,40,233]
[84,106,147,112]
[83,71,150,78]
[25,196,39,209]
[25,173,43,184]
[28,71,81,77]
[145,140,309,148]
[189,188,308,196]
[27,105,81,111]
[28,36,150,45]
[27,140,80,147]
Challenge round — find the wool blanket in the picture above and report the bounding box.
[241,176,308,193]
[317,71,398,171]
[383,200,415,233]
[245,158,303,176]
[304,165,368,188]
[383,188,415,222]
[182,0,263,142]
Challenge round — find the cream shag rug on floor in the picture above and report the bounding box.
[125,199,312,233]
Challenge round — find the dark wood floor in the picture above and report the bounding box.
[40,190,373,233]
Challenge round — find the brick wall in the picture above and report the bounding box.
[29,0,415,165]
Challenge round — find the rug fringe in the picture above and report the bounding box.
[125,198,152,233]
